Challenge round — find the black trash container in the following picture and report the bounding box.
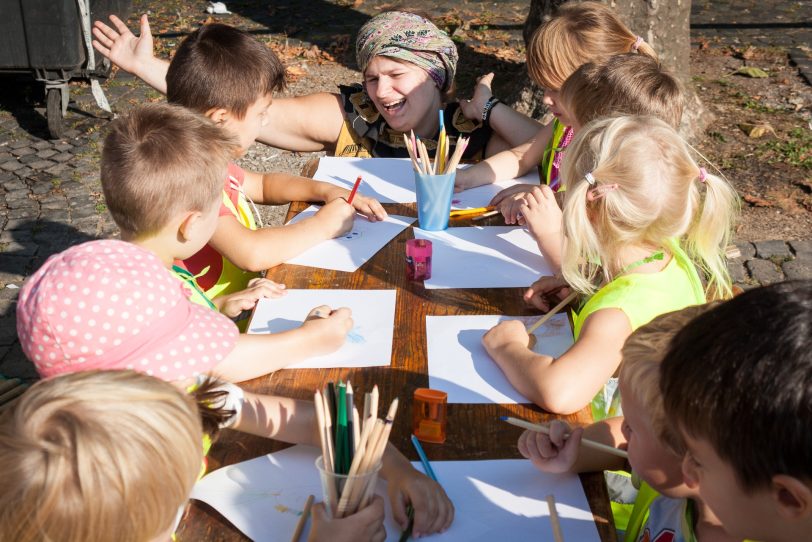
[0,0,132,138]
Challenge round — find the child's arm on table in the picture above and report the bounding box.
[209,201,354,272]
[212,306,352,382]
[92,14,169,94]
[454,126,551,192]
[233,393,454,537]
[519,186,564,271]
[214,277,286,318]
[482,308,631,414]
[459,73,543,147]
[242,170,387,221]
[518,417,627,474]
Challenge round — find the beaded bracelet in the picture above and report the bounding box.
[482,96,501,126]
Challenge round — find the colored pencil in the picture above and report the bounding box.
[546,494,565,542]
[500,417,629,459]
[449,206,494,218]
[336,382,349,474]
[347,175,362,204]
[445,136,469,173]
[526,291,578,334]
[290,494,314,542]
[472,209,500,221]
[346,382,355,461]
[410,434,438,482]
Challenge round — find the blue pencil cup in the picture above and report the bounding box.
[414,171,456,231]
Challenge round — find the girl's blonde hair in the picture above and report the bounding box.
[527,1,658,90]
[0,370,203,542]
[560,116,738,300]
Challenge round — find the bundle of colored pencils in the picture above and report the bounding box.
[314,383,399,517]
[403,120,469,176]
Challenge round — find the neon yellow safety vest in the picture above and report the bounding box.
[573,240,706,421]
[540,119,566,189]
[171,265,217,311]
[204,181,261,300]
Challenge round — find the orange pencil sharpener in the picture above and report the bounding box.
[412,388,447,444]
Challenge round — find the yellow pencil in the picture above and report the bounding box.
[449,206,494,218]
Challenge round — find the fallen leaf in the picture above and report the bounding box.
[740,46,756,60]
[286,65,307,78]
[732,66,769,78]
[742,194,773,207]
[738,123,776,138]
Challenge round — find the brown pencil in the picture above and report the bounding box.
[546,494,565,542]
[290,494,314,542]
[526,291,578,334]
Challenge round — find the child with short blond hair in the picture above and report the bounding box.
[661,281,812,542]
[97,103,351,381]
[0,370,203,542]
[484,116,737,418]
[518,306,737,542]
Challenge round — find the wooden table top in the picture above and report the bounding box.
[176,166,617,542]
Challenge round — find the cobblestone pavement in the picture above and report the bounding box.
[1,0,811,383]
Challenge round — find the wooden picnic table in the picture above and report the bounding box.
[176,161,617,542]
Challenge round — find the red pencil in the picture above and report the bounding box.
[347,176,362,204]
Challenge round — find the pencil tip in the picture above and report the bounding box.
[498,416,509,421]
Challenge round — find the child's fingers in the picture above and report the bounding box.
[305,305,333,320]
[548,420,571,448]
[109,14,132,35]
[517,429,533,458]
[390,490,409,529]
[535,431,558,459]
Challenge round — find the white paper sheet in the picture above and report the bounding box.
[426,314,574,404]
[450,166,540,210]
[191,445,600,542]
[285,206,415,272]
[247,290,396,368]
[313,157,418,203]
[413,226,551,289]
[312,157,541,208]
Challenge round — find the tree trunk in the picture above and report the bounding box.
[507,0,707,140]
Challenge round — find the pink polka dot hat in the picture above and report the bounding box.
[17,239,239,382]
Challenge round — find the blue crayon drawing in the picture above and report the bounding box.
[343,231,362,241]
[347,326,366,344]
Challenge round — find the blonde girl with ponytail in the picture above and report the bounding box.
[456,1,658,194]
[483,116,738,420]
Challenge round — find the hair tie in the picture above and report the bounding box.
[587,183,620,202]
[584,172,597,186]
[632,36,644,52]
[698,167,708,183]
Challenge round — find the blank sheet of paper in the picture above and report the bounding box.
[191,445,600,542]
[426,314,574,404]
[286,206,415,272]
[312,157,542,208]
[451,166,541,210]
[313,157,417,203]
[247,289,396,368]
[413,226,551,289]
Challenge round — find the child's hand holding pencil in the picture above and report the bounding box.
[517,420,585,474]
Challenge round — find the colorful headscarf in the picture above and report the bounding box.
[356,11,459,92]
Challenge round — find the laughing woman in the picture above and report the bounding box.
[93,11,523,160]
